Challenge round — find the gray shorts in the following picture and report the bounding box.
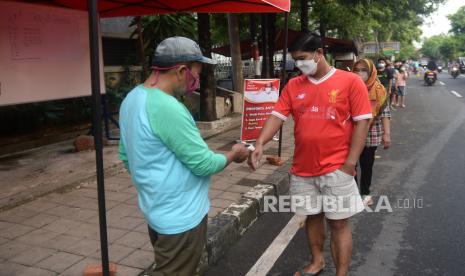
[290,169,364,220]
[397,86,406,96]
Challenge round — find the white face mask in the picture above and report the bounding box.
[295,55,320,76]
[356,72,369,82]
[377,63,386,70]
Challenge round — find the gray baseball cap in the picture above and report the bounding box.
[152,36,216,67]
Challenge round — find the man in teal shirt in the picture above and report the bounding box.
[119,37,249,275]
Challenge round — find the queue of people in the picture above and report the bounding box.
[117,32,403,276]
[352,59,391,206]
[376,58,409,110]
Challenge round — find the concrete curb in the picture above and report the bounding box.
[201,161,291,274]
[139,160,291,276]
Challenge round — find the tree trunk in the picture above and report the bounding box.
[261,14,270,78]
[319,14,326,38]
[267,13,276,78]
[197,13,217,121]
[227,13,244,94]
[301,0,309,32]
[374,29,381,60]
[250,13,257,41]
[136,16,147,79]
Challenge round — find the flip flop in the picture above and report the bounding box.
[296,267,324,276]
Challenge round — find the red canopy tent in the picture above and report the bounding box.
[9,0,290,16]
[4,0,291,275]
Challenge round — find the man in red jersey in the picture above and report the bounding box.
[248,32,372,276]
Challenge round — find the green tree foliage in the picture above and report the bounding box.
[132,0,445,62]
[421,35,459,62]
[421,35,444,60]
[421,5,465,62]
[131,14,197,64]
[448,6,465,55]
[299,0,444,60]
[438,36,459,60]
[210,14,250,46]
[448,6,465,36]
[398,44,420,61]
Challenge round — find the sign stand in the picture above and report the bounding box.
[240,78,280,141]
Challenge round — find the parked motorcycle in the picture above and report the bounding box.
[451,67,460,79]
[424,70,436,86]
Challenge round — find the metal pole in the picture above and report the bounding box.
[277,12,289,158]
[87,1,110,275]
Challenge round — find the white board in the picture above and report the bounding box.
[0,1,104,106]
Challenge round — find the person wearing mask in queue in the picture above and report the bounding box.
[377,58,394,109]
[352,59,391,206]
[248,32,372,276]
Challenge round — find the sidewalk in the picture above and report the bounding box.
[0,122,294,275]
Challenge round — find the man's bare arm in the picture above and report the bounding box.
[248,115,284,170]
[340,119,371,175]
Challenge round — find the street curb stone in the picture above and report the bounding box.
[139,160,291,276]
[199,160,291,275]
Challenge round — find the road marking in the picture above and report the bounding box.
[354,108,465,275]
[245,215,302,276]
[451,90,463,98]
[439,81,445,85]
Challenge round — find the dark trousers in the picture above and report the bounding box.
[357,146,378,196]
[147,216,207,276]
[390,86,397,104]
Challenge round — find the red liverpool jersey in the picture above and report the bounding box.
[272,68,372,176]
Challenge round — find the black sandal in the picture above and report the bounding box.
[295,267,324,276]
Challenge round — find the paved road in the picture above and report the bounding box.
[205,72,465,276]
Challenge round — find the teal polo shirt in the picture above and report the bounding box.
[119,85,226,234]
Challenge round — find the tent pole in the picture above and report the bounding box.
[278,12,289,158]
[87,0,110,275]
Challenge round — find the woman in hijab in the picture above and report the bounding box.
[352,59,392,206]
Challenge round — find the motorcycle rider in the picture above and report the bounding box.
[451,61,460,78]
[427,60,437,71]
[424,60,437,83]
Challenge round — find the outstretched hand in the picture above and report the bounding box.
[247,144,263,171]
[231,143,249,163]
